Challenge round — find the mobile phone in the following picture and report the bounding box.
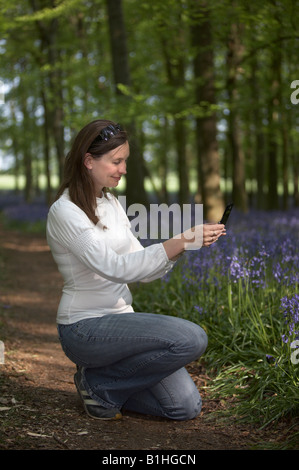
[219,203,234,225]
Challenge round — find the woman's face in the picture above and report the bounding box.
[84,141,129,196]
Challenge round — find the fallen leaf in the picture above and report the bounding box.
[27,432,51,438]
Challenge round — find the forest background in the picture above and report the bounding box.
[0,1,299,449]
[0,0,298,221]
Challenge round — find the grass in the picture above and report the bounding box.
[0,189,298,444]
[132,208,299,435]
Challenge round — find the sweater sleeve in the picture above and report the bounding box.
[47,199,175,284]
[112,197,176,283]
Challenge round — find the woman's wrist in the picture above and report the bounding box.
[162,237,186,261]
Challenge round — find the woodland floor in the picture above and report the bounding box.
[0,225,296,452]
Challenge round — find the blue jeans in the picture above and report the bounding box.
[57,312,208,421]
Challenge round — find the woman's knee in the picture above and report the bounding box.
[173,320,208,361]
[159,367,203,421]
[166,389,202,421]
[182,391,202,420]
[194,325,208,357]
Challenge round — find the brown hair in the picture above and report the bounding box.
[55,119,128,224]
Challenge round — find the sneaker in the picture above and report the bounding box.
[74,369,122,420]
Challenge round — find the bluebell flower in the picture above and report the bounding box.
[280,294,299,344]
[194,305,204,315]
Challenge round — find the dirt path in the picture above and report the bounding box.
[0,226,291,451]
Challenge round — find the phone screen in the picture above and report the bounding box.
[219,203,234,225]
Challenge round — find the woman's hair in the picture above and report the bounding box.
[54,119,128,224]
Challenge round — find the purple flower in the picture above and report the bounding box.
[194,305,204,315]
[280,294,299,344]
[2,197,48,223]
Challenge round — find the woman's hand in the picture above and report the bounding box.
[202,223,226,247]
[163,223,226,260]
[181,223,226,250]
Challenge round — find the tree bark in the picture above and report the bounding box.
[250,56,266,209]
[159,117,170,204]
[281,114,289,210]
[174,118,189,206]
[41,89,52,205]
[191,0,224,221]
[267,49,280,210]
[158,7,189,205]
[288,108,299,207]
[226,22,248,212]
[30,0,65,182]
[291,142,299,207]
[106,0,148,207]
[20,97,33,203]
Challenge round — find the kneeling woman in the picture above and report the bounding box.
[46,119,225,420]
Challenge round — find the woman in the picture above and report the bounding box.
[46,119,225,421]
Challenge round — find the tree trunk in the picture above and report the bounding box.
[174,118,189,205]
[293,153,299,208]
[226,23,248,212]
[290,134,299,207]
[267,50,280,210]
[159,117,170,204]
[9,102,21,193]
[250,56,266,209]
[20,98,33,203]
[47,22,65,181]
[41,89,52,205]
[106,0,148,207]
[281,115,289,210]
[191,0,224,221]
[158,8,189,205]
[31,0,65,182]
[31,1,65,181]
